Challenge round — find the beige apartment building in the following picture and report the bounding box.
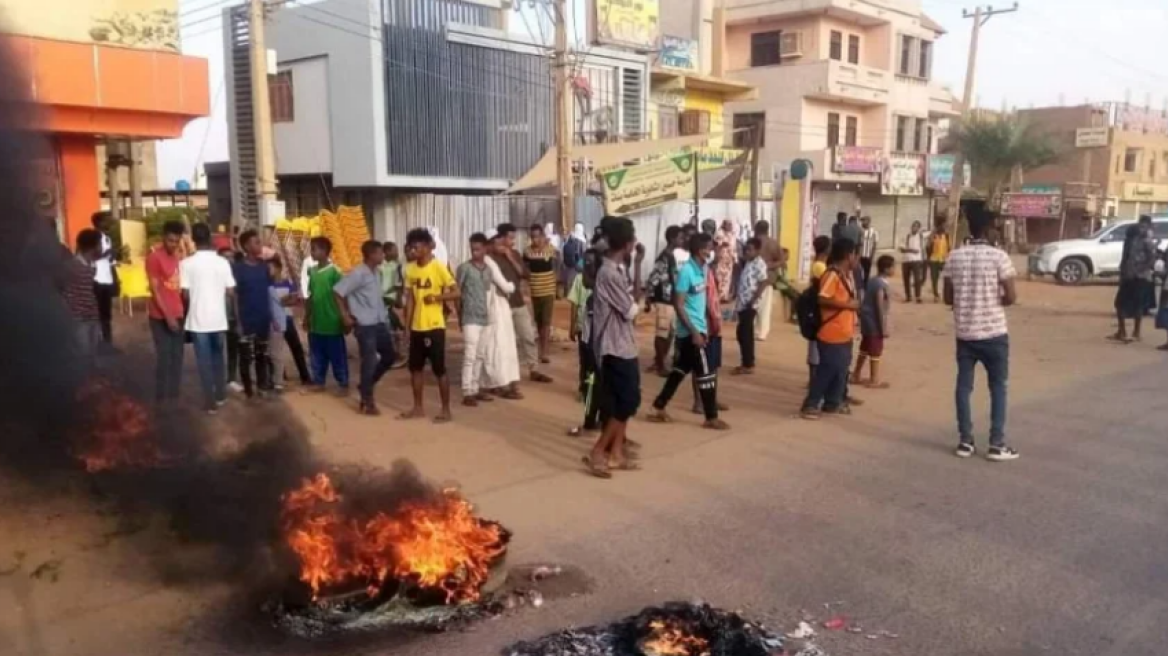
[720,0,959,239]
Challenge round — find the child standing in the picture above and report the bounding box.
[806,235,832,386]
[401,229,460,423]
[567,248,600,437]
[852,254,895,389]
[304,238,349,394]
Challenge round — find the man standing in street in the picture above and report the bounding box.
[233,230,274,398]
[753,220,782,341]
[944,211,1019,462]
[146,220,186,403]
[1110,215,1157,343]
[91,211,119,347]
[927,217,952,302]
[524,224,559,366]
[859,215,879,282]
[334,241,396,416]
[493,223,553,383]
[181,223,236,414]
[900,220,926,303]
[646,225,683,377]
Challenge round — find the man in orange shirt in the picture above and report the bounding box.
[801,238,860,420]
[147,221,187,403]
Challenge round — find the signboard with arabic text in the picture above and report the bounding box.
[833,146,883,174]
[601,153,695,215]
[880,153,926,196]
[657,35,698,72]
[926,154,972,192]
[594,0,661,50]
[1001,193,1063,219]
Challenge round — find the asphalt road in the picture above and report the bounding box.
[3,281,1167,656]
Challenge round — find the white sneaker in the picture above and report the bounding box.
[954,443,976,458]
[228,381,245,393]
[986,446,1020,462]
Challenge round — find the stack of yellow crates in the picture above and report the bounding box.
[318,210,353,271]
[337,205,371,269]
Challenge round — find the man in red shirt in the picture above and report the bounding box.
[147,221,187,402]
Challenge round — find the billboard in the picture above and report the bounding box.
[1075,127,1109,148]
[657,35,698,72]
[1001,193,1063,218]
[594,0,660,51]
[833,146,883,174]
[926,154,972,192]
[880,153,925,196]
[601,153,695,215]
[0,0,179,52]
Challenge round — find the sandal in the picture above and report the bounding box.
[823,404,853,416]
[865,381,891,389]
[646,410,673,423]
[461,398,478,408]
[530,372,554,384]
[609,459,641,471]
[703,419,731,431]
[730,366,755,376]
[1107,334,1133,344]
[581,455,612,479]
[799,408,821,421]
[475,392,495,402]
[499,389,524,400]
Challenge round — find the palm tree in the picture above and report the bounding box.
[948,114,1063,208]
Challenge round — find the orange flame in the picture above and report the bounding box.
[642,620,711,656]
[280,473,505,603]
[73,380,161,473]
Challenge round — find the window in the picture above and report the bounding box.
[899,35,914,75]
[914,119,926,152]
[1102,226,1128,242]
[847,34,860,65]
[918,40,932,79]
[827,113,840,148]
[679,109,711,136]
[751,31,782,67]
[1151,154,1157,179]
[896,115,909,151]
[830,31,843,61]
[269,71,294,123]
[845,116,858,146]
[657,106,679,139]
[1124,149,1139,173]
[733,113,766,148]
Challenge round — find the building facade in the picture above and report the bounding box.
[0,0,209,243]
[224,0,650,236]
[721,0,958,242]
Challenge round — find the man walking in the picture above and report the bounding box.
[334,241,396,416]
[1110,215,1157,343]
[944,211,1019,461]
[753,220,783,341]
[646,225,683,377]
[900,220,926,303]
[146,220,186,402]
[927,217,952,302]
[859,215,879,282]
[181,223,236,414]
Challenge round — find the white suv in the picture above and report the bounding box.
[1029,216,1168,285]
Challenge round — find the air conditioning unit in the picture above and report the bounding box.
[780,32,803,58]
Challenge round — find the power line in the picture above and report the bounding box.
[180,0,238,19]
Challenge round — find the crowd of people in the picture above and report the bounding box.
[58,206,1027,477]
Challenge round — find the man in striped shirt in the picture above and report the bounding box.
[64,229,103,363]
[524,224,559,367]
[859,216,879,282]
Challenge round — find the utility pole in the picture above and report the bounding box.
[249,0,278,228]
[749,124,761,227]
[947,3,1018,241]
[553,0,575,235]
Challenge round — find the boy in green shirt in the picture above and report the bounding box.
[304,237,349,392]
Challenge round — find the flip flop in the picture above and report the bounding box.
[581,455,612,479]
[865,381,891,389]
[799,409,821,421]
[499,389,524,400]
[475,393,495,403]
[609,459,641,472]
[397,410,425,420]
[1106,334,1133,344]
[703,419,731,431]
[646,412,673,424]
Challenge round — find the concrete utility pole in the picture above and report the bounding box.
[249,0,278,227]
[553,0,575,235]
[947,3,1019,240]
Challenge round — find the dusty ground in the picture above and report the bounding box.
[3,276,1168,656]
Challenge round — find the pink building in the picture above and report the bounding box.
[720,0,959,240]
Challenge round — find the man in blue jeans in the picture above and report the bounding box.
[943,210,1019,461]
[180,223,237,414]
[334,241,395,416]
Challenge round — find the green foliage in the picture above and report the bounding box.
[950,115,1063,200]
[109,207,207,260]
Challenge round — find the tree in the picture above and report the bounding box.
[949,114,1062,207]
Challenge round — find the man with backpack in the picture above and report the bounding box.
[646,226,685,376]
[799,238,860,419]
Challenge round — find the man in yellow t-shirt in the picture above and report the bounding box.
[402,228,460,423]
[927,217,952,302]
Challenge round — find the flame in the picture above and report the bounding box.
[73,380,161,473]
[280,473,505,603]
[642,620,711,656]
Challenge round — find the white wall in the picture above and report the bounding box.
[273,57,333,175]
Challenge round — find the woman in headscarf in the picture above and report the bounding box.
[561,222,588,294]
[713,219,738,302]
[427,226,450,268]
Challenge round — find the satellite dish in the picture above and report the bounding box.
[175,179,192,192]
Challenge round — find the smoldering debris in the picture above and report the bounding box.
[504,602,785,656]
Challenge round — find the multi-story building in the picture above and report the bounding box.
[720,0,958,239]
[224,0,650,236]
[0,0,209,242]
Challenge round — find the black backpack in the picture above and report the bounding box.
[795,280,822,341]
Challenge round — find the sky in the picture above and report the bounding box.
[156,0,1168,189]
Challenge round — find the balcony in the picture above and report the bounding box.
[805,60,892,107]
[928,85,961,117]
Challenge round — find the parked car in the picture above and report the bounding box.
[1028,216,1168,285]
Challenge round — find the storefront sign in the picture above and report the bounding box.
[1115,104,1168,137]
[695,147,746,171]
[594,0,661,50]
[880,153,925,196]
[832,146,883,174]
[1121,182,1168,202]
[925,154,972,192]
[1001,193,1063,218]
[2,0,179,52]
[657,35,698,72]
[1075,127,1109,148]
[602,153,695,215]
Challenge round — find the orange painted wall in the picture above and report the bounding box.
[58,135,101,245]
